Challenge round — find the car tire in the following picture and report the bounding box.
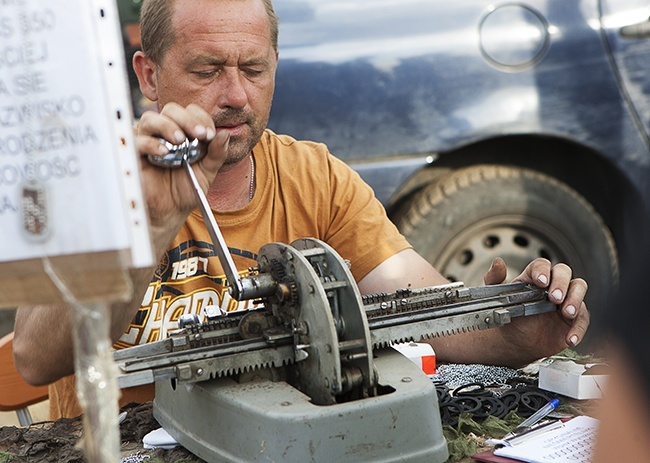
[395,165,618,314]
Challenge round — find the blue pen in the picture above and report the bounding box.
[503,398,560,440]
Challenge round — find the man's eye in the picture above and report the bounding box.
[192,70,218,78]
[243,68,264,77]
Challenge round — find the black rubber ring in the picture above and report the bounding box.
[453,382,489,397]
[450,396,482,414]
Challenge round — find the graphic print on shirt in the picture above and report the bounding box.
[115,239,258,348]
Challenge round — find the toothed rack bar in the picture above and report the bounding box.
[115,239,555,393]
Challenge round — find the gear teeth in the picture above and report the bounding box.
[373,327,487,349]
[372,337,417,350]
[265,258,299,303]
[372,341,390,350]
[270,258,287,279]
[199,355,296,381]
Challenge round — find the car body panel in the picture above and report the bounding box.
[602,0,650,139]
[268,0,650,213]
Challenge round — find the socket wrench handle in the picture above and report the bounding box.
[180,153,245,300]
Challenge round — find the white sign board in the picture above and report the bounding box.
[0,0,153,306]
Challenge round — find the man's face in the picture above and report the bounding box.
[152,0,278,164]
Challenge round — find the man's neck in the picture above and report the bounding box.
[206,153,254,211]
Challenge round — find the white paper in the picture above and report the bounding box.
[143,427,179,450]
[494,416,599,463]
[0,0,153,302]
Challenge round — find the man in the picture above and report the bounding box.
[13,0,589,419]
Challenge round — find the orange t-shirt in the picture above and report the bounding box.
[49,130,411,419]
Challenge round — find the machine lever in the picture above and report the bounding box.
[181,153,245,299]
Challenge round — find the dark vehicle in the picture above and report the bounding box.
[119,0,650,313]
[267,0,650,312]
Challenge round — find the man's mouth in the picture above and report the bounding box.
[216,121,247,137]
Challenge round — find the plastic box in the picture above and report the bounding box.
[392,342,437,376]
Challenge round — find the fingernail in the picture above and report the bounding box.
[194,125,207,136]
[159,143,169,155]
[551,289,563,301]
[206,128,216,141]
[569,335,579,346]
[565,305,576,317]
[537,274,548,285]
[174,130,186,143]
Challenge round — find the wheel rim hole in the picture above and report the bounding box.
[539,249,552,260]
[513,235,529,248]
[483,235,500,249]
[458,250,474,265]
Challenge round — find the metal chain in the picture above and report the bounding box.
[249,153,255,201]
[120,451,151,463]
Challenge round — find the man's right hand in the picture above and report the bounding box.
[13,104,230,386]
[135,103,229,233]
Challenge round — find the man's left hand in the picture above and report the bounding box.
[484,257,590,361]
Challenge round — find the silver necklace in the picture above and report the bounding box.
[249,154,255,201]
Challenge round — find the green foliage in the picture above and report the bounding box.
[442,411,522,462]
[117,0,142,24]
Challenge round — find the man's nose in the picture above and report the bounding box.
[217,68,248,109]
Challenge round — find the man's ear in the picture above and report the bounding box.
[132,51,159,102]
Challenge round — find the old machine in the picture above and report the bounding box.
[114,147,558,462]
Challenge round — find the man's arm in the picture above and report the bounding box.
[13,267,159,385]
[358,248,589,368]
[13,104,229,386]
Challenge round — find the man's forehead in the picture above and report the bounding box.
[171,0,267,24]
[170,0,271,43]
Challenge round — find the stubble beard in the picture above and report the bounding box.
[218,109,269,166]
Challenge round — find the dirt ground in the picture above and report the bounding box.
[0,400,490,463]
[0,396,591,463]
[0,402,204,463]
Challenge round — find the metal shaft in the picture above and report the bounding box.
[182,154,244,299]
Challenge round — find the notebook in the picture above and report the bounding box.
[493,416,599,463]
